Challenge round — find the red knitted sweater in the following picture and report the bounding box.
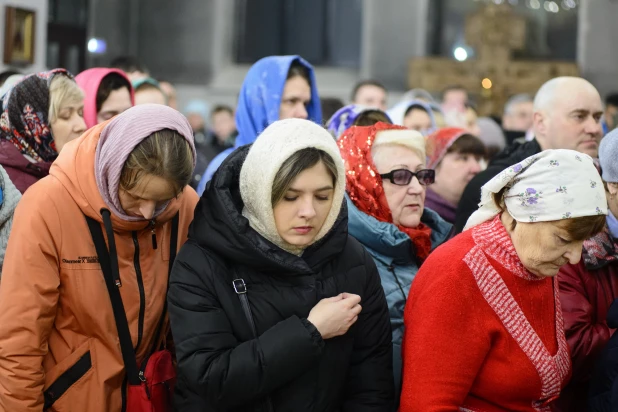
[400,216,571,411]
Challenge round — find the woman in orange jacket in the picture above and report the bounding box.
[0,104,199,412]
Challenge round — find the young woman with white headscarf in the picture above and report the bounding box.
[168,118,394,411]
[400,149,608,411]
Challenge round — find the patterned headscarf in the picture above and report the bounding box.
[464,149,607,231]
[0,69,70,162]
[326,104,392,139]
[339,122,433,260]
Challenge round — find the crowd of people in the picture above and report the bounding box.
[0,52,617,411]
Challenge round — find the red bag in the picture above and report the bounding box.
[126,350,176,412]
[86,213,179,412]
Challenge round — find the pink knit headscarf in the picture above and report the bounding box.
[95,104,196,221]
[75,68,135,129]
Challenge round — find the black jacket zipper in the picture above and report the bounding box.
[132,231,146,353]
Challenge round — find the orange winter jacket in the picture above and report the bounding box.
[0,121,199,412]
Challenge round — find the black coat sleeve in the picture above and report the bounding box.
[168,242,324,409]
[343,249,395,411]
[454,170,492,233]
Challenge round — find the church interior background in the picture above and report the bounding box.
[0,0,613,117]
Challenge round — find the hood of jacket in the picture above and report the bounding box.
[49,121,185,231]
[234,55,322,148]
[75,68,135,129]
[190,145,348,276]
[347,195,452,265]
[489,138,542,170]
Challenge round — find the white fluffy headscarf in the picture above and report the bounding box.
[240,118,346,255]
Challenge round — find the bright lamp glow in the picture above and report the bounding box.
[454,47,468,62]
[87,38,107,54]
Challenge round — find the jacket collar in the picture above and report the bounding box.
[347,195,452,265]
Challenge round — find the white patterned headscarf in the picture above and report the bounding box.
[464,149,608,231]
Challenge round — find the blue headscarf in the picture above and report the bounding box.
[197,55,321,195]
[326,104,392,140]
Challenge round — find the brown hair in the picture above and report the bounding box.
[272,148,337,206]
[351,79,386,101]
[119,129,194,196]
[353,110,392,127]
[96,73,131,113]
[447,134,486,158]
[286,60,312,85]
[404,104,429,117]
[492,187,606,239]
[211,104,234,117]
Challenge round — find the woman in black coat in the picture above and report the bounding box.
[168,118,395,411]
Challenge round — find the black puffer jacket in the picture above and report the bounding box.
[168,146,395,412]
[454,138,542,233]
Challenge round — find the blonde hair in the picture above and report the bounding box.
[372,129,426,159]
[371,129,427,171]
[48,74,84,122]
[119,129,194,196]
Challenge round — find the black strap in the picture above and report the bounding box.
[233,278,274,412]
[148,213,179,355]
[85,212,180,385]
[232,279,258,337]
[86,214,141,385]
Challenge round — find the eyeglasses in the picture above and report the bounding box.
[379,169,435,186]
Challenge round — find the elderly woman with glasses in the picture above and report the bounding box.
[400,149,608,411]
[338,122,452,407]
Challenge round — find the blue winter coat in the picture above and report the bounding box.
[197,55,322,195]
[347,196,452,402]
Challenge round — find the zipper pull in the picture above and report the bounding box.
[150,220,157,250]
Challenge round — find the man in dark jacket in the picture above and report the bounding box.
[455,76,604,233]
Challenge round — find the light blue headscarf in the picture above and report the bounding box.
[197,55,321,195]
[184,100,210,121]
[387,99,438,136]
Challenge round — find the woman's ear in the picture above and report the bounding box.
[608,182,618,197]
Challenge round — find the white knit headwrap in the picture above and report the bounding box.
[240,118,346,255]
[464,149,607,231]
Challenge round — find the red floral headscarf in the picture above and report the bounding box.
[338,121,432,260]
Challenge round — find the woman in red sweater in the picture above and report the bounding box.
[400,149,607,411]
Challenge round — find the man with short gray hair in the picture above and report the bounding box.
[502,93,534,132]
[455,76,604,232]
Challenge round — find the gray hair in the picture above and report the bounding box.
[504,93,533,115]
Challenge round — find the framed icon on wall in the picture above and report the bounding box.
[4,7,36,66]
